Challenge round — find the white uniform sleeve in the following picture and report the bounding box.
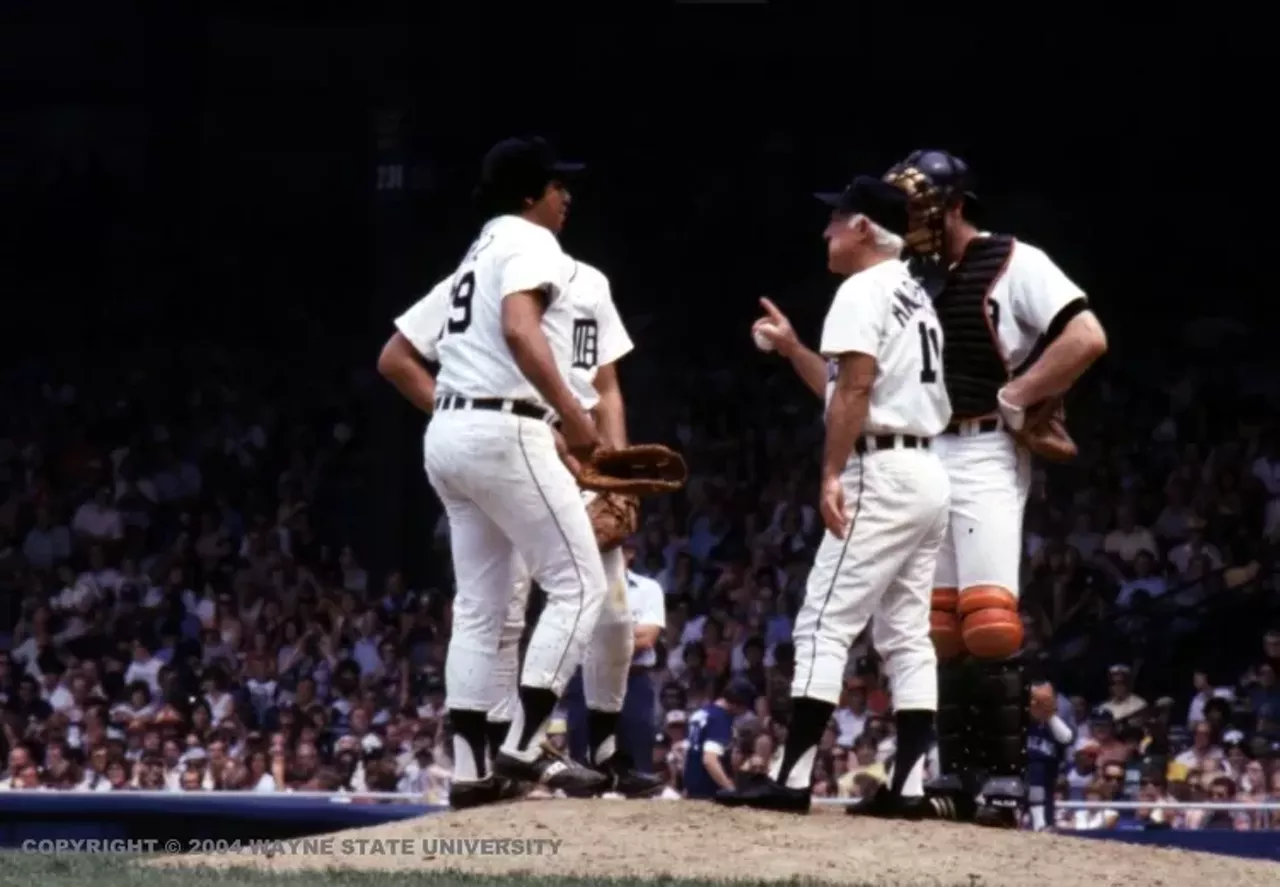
[1007,242,1087,334]
[393,278,452,361]
[594,276,634,366]
[819,276,886,359]
[497,227,565,301]
[630,576,665,628]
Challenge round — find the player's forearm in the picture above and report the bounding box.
[633,624,660,651]
[785,343,829,400]
[822,387,869,479]
[1005,311,1108,405]
[593,373,629,448]
[377,334,437,414]
[703,754,735,791]
[505,329,588,424]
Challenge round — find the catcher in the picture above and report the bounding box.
[489,258,685,800]
[378,253,684,808]
[880,150,1108,826]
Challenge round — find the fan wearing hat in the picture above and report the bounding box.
[409,136,619,808]
[722,175,951,817]
[876,150,1109,827]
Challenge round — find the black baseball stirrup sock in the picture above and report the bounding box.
[889,709,934,797]
[776,697,834,787]
[450,709,490,779]
[587,709,621,766]
[486,720,511,762]
[515,686,558,751]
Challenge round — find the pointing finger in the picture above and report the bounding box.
[758,297,785,322]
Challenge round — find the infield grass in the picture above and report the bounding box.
[0,853,982,887]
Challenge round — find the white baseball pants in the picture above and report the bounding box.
[930,422,1032,598]
[424,409,607,712]
[792,445,950,710]
[490,510,633,723]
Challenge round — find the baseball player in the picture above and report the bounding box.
[561,535,667,786]
[684,678,759,799]
[882,150,1108,825]
[715,176,952,815]
[1027,680,1074,831]
[381,251,659,802]
[487,259,664,798]
[383,135,610,808]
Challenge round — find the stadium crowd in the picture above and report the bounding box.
[1,311,1278,832]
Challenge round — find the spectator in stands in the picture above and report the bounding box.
[1104,503,1158,567]
[1101,665,1147,722]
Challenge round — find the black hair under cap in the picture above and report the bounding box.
[474,136,585,212]
[814,175,910,237]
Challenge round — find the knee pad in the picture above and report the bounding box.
[957,586,1022,660]
[930,587,963,661]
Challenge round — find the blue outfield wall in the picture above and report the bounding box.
[0,793,442,848]
[0,794,1277,864]
[1071,826,1280,863]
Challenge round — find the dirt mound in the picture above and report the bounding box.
[155,798,1279,887]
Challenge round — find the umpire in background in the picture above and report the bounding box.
[565,537,667,777]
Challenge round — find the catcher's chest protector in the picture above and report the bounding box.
[933,235,1015,419]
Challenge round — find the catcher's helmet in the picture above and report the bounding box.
[887,149,976,206]
[882,149,976,272]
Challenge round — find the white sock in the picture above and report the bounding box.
[768,746,816,790]
[902,755,925,798]
[499,702,546,763]
[594,735,616,766]
[453,733,480,782]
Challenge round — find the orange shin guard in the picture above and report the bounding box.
[957,585,1022,659]
[930,587,963,661]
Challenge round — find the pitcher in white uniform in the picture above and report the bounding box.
[414,136,610,807]
[716,175,951,817]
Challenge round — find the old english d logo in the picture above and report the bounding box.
[572,319,598,369]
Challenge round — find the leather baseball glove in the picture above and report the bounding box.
[587,492,640,551]
[573,444,688,495]
[1012,398,1078,463]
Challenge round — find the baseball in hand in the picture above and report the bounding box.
[752,325,778,353]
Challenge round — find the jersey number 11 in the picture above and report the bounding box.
[917,322,941,384]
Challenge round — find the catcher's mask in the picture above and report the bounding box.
[883,149,976,268]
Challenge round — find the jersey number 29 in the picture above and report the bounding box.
[917,321,941,384]
[445,271,475,334]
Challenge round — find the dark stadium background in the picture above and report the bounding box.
[2,9,1260,588]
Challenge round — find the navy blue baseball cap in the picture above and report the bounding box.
[475,136,584,208]
[814,175,911,236]
[723,677,758,707]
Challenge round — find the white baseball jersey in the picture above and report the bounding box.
[625,568,665,668]
[395,277,451,362]
[819,258,952,438]
[394,253,633,410]
[981,237,1087,374]
[431,215,574,405]
[561,258,634,410]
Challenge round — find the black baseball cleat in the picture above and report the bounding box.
[599,759,665,798]
[714,772,811,813]
[494,744,608,796]
[448,774,525,810]
[847,784,948,821]
[923,774,977,822]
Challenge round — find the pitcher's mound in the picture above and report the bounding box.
[158,799,1279,887]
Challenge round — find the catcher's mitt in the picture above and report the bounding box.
[587,492,639,552]
[574,444,688,495]
[1011,399,1078,463]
